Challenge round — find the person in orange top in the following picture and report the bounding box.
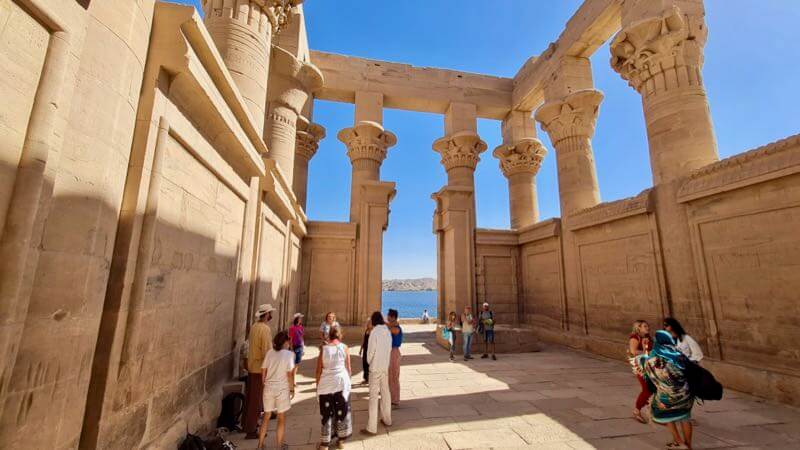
[244,304,275,439]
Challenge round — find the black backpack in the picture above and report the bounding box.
[684,359,723,401]
[178,432,205,450]
[216,392,246,431]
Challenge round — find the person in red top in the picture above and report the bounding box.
[628,320,652,424]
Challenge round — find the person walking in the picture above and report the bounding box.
[361,311,393,436]
[664,317,704,363]
[634,330,695,449]
[257,331,295,450]
[358,318,373,385]
[479,302,496,360]
[386,309,403,406]
[628,319,653,424]
[289,313,305,384]
[315,326,352,449]
[319,312,340,344]
[421,309,430,323]
[445,311,458,361]
[461,305,476,361]
[244,304,275,439]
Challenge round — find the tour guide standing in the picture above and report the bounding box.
[244,303,275,439]
[461,305,476,361]
[386,309,403,406]
[479,302,496,360]
[362,312,393,435]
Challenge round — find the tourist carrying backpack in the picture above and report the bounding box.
[479,302,496,360]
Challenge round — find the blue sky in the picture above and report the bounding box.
[173,0,799,279]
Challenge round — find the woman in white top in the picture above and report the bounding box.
[315,325,352,449]
[319,312,340,344]
[258,331,295,450]
[664,317,704,363]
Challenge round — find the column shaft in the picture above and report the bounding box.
[508,172,538,229]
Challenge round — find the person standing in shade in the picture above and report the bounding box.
[664,317,704,363]
[361,311,393,436]
[461,305,476,361]
[257,331,295,450]
[358,318,373,385]
[288,313,305,385]
[244,304,275,439]
[386,309,403,406]
[479,302,496,360]
[319,312,340,344]
[316,326,352,449]
[445,311,458,361]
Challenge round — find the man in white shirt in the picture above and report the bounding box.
[362,311,393,435]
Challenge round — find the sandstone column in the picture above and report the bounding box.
[293,118,326,210]
[535,58,603,332]
[432,102,487,321]
[493,111,547,229]
[263,46,323,187]
[611,1,719,352]
[339,92,397,323]
[202,0,300,135]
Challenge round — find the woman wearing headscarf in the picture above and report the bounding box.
[634,330,695,450]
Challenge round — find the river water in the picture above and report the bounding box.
[381,290,437,319]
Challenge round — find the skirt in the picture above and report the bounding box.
[318,391,352,444]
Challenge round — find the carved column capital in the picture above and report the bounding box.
[265,0,304,35]
[610,6,705,96]
[338,121,397,166]
[269,46,323,115]
[432,131,488,171]
[535,89,603,145]
[492,138,547,178]
[295,120,325,162]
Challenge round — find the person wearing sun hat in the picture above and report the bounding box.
[244,303,276,439]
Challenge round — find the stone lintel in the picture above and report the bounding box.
[305,221,357,240]
[311,50,513,120]
[475,228,520,246]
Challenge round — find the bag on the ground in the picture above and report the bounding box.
[204,436,236,450]
[178,432,206,450]
[685,359,723,401]
[216,392,245,431]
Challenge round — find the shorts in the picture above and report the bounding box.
[483,329,495,343]
[263,388,291,414]
[293,346,304,365]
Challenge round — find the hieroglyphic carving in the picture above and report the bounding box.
[432,131,488,171]
[338,121,397,165]
[492,138,547,177]
[569,189,653,231]
[610,6,705,96]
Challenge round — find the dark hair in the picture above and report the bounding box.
[272,331,290,351]
[293,315,302,326]
[663,317,686,341]
[370,311,385,326]
[387,308,398,319]
[329,325,343,341]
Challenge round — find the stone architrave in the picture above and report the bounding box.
[202,0,303,135]
[610,3,720,355]
[493,138,547,229]
[535,89,603,216]
[264,45,323,187]
[293,118,326,209]
[339,121,397,222]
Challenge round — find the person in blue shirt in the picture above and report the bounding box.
[386,309,403,406]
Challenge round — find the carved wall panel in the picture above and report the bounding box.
[521,243,563,329]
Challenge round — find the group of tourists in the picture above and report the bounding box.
[443,302,497,361]
[629,317,708,450]
[240,305,404,450]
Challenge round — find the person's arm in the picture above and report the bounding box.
[390,324,400,335]
[628,337,640,357]
[687,335,704,362]
[344,345,352,376]
[261,367,267,383]
[315,352,323,385]
[287,369,296,398]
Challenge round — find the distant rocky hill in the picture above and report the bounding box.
[382,277,437,291]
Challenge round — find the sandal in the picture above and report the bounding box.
[633,409,648,424]
[666,443,688,449]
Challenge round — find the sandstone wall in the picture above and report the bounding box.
[518,219,564,330]
[475,229,520,325]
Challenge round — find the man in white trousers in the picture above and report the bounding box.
[361,311,393,435]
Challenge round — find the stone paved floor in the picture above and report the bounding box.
[229,325,800,449]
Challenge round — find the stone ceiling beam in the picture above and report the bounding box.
[310,50,514,120]
[513,0,622,110]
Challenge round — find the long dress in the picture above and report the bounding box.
[635,330,694,424]
[317,342,352,444]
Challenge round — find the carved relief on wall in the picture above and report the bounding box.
[432,131,488,171]
[610,6,705,96]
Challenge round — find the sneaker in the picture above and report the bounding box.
[492,354,497,360]
[463,357,469,361]
[465,355,473,360]
[481,354,488,359]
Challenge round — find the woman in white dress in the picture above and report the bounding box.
[315,325,352,449]
[664,317,704,363]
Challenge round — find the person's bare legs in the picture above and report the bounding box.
[666,422,684,446]
[257,412,270,449]
[276,412,286,447]
[680,420,693,448]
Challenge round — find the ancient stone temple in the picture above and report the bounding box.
[0,0,798,448]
